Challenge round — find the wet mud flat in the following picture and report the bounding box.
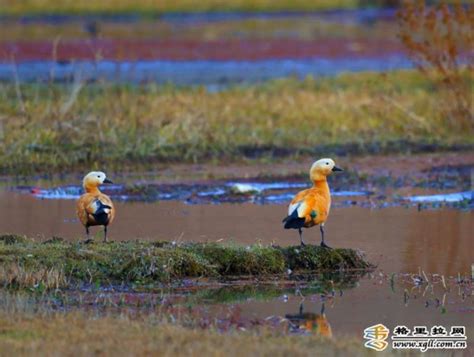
[11,156,473,208]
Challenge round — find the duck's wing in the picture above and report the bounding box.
[283,189,314,229]
[97,193,115,224]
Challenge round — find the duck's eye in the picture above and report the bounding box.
[97,175,101,178]
[326,162,329,165]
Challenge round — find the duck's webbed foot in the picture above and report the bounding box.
[320,241,332,249]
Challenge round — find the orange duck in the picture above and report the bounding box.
[282,158,343,248]
[76,171,115,242]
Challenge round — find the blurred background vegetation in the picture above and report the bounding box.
[0,0,464,14]
[0,0,472,174]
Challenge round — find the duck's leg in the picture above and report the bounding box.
[319,224,331,249]
[103,225,108,243]
[83,226,94,244]
[298,228,306,246]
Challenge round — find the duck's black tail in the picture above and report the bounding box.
[92,199,112,225]
[282,209,305,229]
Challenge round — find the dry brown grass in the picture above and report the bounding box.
[0,263,66,291]
[1,71,472,174]
[0,313,372,356]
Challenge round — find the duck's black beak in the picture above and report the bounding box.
[103,178,113,184]
[332,166,343,172]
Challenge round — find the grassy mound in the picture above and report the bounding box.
[0,235,373,290]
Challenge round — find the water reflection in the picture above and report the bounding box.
[0,272,471,340]
[286,302,332,338]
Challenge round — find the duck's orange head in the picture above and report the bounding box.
[310,158,343,182]
[82,171,113,192]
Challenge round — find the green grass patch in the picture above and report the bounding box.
[0,235,373,290]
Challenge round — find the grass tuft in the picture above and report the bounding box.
[0,234,31,245]
[281,245,371,271]
[187,243,286,275]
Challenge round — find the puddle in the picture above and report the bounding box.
[406,191,473,203]
[20,180,371,204]
[15,176,472,210]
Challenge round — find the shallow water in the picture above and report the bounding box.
[238,277,473,338]
[0,176,473,347]
[2,273,471,341]
[1,189,472,275]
